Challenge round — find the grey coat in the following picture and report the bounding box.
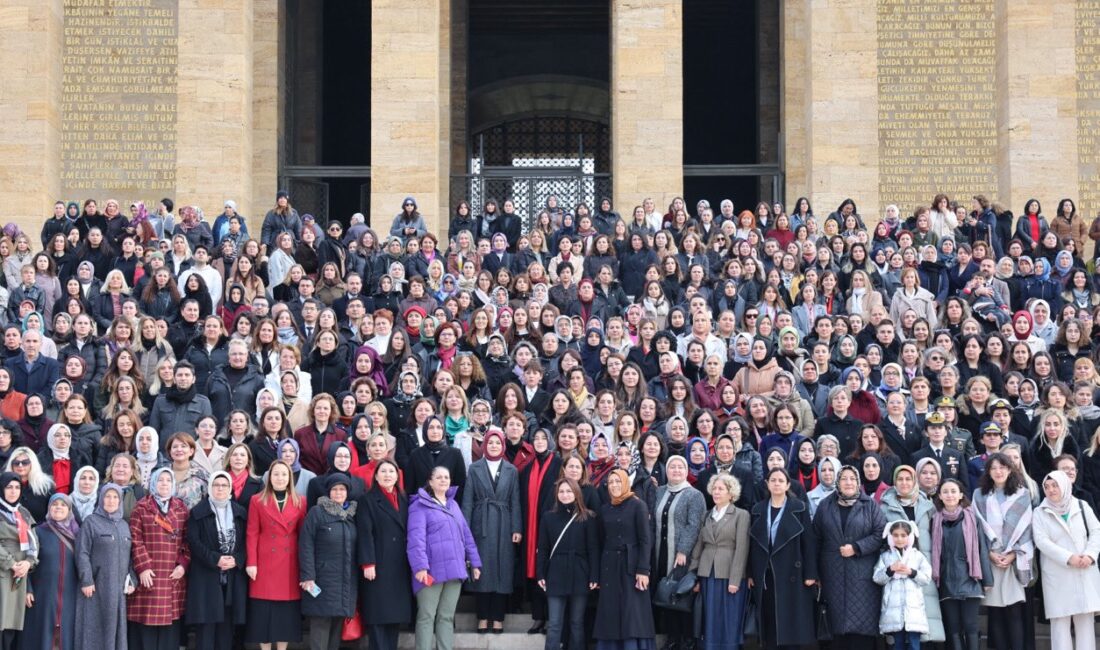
[879,488,944,641]
[689,506,750,585]
[652,485,706,576]
[75,512,131,650]
[934,509,993,599]
[148,392,213,438]
[461,459,522,594]
[0,506,37,631]
[813,492,886,637]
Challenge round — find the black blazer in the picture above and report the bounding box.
[911,445,971,493]
[356,486,413,625]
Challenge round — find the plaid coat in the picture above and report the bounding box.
[127,496,190,625]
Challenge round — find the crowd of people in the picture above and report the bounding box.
[0,191,1095,650]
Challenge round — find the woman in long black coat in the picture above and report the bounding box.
[811,465,886,649]
[403,417,466,495]
[537,477,600,650]
[748,467,818,650]
[23,494,80,650]
[356,459,412,650]
[185,472,248,650]
[519,429,561,633]
[593,468,655,648]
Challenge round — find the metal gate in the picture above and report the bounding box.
[285,179,329,222]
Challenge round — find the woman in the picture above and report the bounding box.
[250,407,290,477]
[5,448,51,523]
[403,415,465,494]
[594,468,655,649]
[22,494,80,650]
[537,477,599,650]
[293,394,347,476]
[356,459,412,650]
[128,466,189,649]
[0,472,36,649]
[164,433,208,509]
[930,479,992,650]
[1031,470,1100,650]
[878,464,944,643]
[245,460,306,650]
[38,423,85,496]
[224,443,263,511]
[407,466,482,650]
[690,472,750,650]
[520,428,560,632]
[890,267,937,325]
[461,430,521,633]
[813,465,886,649]
[748,468,817,649]
[298,474,358,650]
[806,455,840,517]
[74,484,132,650]
[185,471,248,650]
[652,455,706,649]
[972,454,1033,650]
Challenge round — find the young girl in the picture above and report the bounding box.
[874,520,932,650]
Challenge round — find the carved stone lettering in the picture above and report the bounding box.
[1078,0,1100,220]
[877,0,997,213]
[61,0,178,198]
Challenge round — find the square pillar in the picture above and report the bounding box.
[176,0,255,219]
[371,0,451,237]
[996,0,1079,215]
[0,0,63,235]
[611,0,682,211]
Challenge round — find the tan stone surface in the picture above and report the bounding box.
[250,0,280,233]
[996,0,1079,217]
[174,0,254,224]
[0,0,62,237]
[610,0,683,214]
[782,0,811,204]
[371,0,450,237]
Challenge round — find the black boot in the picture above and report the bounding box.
[660,638,680,650]
[965,632,981,650]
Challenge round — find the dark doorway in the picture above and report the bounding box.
[284,0,371,225]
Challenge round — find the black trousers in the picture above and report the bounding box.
[941,598,980,636]
[475,592,508,622]
[194,621,236,650]
[128,621,181,650]
[369,623,400,650]
[987,603,1026,650]
[833,633,876,650]
[307,616,342,650]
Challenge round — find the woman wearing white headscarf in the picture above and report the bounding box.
[69,465,99,522]
[185,471,248,650]
[1032,470,1100,650]
[133,427,166,490]
[806,456,840,517]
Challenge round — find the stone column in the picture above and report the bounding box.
[610,0,682,211]
[782,0,810,203]
[995,0,1079,215]
[805,0,880,220]
[175,0,255,219]
[371,0,451,237]
[251,0,281,229]
[0,0,63,235]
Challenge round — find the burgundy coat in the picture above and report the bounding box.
[293,424,348,475]
[246,492,306,601]
[127,496,190,625]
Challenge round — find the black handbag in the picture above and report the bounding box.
[653,566,697,613]
[815,588,832,642]
[742,598,759,638]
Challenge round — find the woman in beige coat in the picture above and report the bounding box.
[732,338,780,404]
[691,472,750,649]
[889,267,938,326]
[845,270,884,318]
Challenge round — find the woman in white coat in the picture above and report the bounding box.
[889,268,938,326]
[1032,470,1100,650]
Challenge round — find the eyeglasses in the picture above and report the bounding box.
[10,459,29,467]
[745,314,759,319]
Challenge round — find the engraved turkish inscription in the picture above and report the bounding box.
[877,0,997,212]
[1079,0,1100,220]
[61,0,178,198]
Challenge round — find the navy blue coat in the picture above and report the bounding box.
[23,525,79,650]
[4,354,59,397]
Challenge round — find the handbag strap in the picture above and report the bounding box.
[549,513,577,560]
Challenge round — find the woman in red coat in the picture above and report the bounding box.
[292,394,347,475]
[245,460,307,649]
[128,466,190,650]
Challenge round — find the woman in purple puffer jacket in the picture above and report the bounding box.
[407,465,482,650]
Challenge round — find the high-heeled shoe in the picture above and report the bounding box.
[477,620,489,635]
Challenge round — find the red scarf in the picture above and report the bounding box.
[524,456,554,577]
[382,486,399,511]
[230,469,248,499]
[437,344,457,370]
[53,459,71,494]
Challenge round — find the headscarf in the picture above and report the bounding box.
[207,470,236,553]
[277,438,302,473]
[817,456,840,491]
[41,493,78,551]
[731,333,753,364]
[836,465,861,506]
[46,423,70,460]
[350,346,388,396]
[1012,310,1033,339]
[1040,470,1075,517]
[95,484,125,521]
[617,440,641,477]
[482,429,505,462]
[892,465,919,506]
[608,468,636,506]
[71,465,99,521]
[664,455,691,493]
[686,437,710,479]
[135,426,160,485]
[0,472,34,557]
[148,466,176,514]
[860,452,885,496]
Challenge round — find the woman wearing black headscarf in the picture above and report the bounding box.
[403,416,466,494]
[305,441,366,508]
[23,493,79,650]
[0,472,36,649]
